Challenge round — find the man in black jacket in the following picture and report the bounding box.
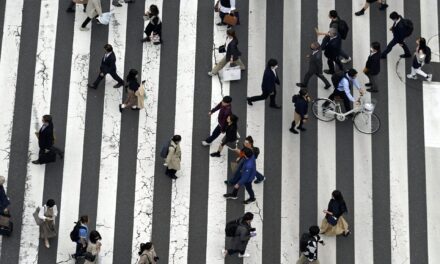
[296,42,331,89]
[247,58,281,109]
[321,28,343,74]
[364,42,381,92]
[88,44,125,89]
[32,115,64,164]
[381,11,411,59]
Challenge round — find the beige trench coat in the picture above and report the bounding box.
[165,141,181,171]
[86,0,102,18]
[135,84,145,109]
[137,248,157,264]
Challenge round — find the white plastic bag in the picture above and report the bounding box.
[97,12,112,25]
[222,65,241,81]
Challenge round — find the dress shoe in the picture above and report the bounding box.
[32,160,40,164]
[289,128,298,134]
[87,84,97,89]
[365,82,372,87]
[119,104,123,113]
[355,9,365,16]
[210,151,221,157]
[246,98,253,106]
[400,54,412,58]
[79,27,89,31]
[141,37,151,42]
[324,84,331,89]
[113,2,122,7]
[269,104,281,109]
[113,82,124,88]
[367,88,378,93]
[296,82,307,88]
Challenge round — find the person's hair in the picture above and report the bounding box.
[46,199,55,208]
[222,96,232,104]
[0,176,5,186]
[309,225,320,236]
[389,11,400,20]
[332,190,344,201]
[104,44,113,52]
[149,5,159,16]
[418,37,427,49]
[127,69,138,81]
[347,68,358,77]
[299,88,308,97]
[371,41,381,52]
[80,215,89,224]
[172,135,182,143]
[243,212,254,221]
[245,136,254,145]
[228,114,238,124]
[138,242,153,255]
[329,10,338,18]
[267,58,278,68]
[226,28,236,39]
[42,115,52,123]
[89,230,102,243]
[243,147,253,158]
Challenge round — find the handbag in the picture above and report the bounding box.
[84,252,96,262]
[97,12,112,25]
[214,0,220,12]
[33,207,44,226]
[218,45,226,53]
[222,65,241,81]
[326,214,338,226]
[223,14,238,26]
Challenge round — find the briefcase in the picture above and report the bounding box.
[222,66,241,81]
[223,14,238,26]
[39,150,56,164]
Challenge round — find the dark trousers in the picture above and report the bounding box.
[382,37,411,57]
[303,71,331,87]
[231,182,255,199]
[366,73,378,90]
[144,23,162,38]
[92,70,124,87]
[339,48,350,60]
[205,125,222,144]
[74,242,85,258]
[329,89,351,111]
[227,249,245,255]
[219,11,226,23]
[248,90,276,106]
[327,57,343,73]
[165,168,177,176]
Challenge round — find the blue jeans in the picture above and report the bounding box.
[205,125,222,143]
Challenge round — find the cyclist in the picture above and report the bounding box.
[327,68,364,112]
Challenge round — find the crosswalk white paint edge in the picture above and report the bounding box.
[420,0,439,63]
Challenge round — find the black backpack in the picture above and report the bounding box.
[425,46,432,64]
[299,232,312,252]
[331,71,349,89]
[401,18,414,37]
[292,94,300,104]
[337,19,349,40]
[225,218,240,237]
[70,222,86,242]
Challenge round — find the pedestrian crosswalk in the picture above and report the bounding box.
[0,0,439,263]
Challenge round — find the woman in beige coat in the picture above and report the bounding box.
[165,135,181,180]
[80,0,102,31]
[137,242,158,264]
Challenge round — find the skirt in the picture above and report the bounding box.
[40,220,57,239]
[320,215,349,236]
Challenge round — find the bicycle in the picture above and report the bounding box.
[311,95,381,134]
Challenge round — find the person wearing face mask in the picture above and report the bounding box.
[296,42,331,90]
[407,37,432,81]
[119,69,141,112]
[363,42,381,93]
[247,59,281,109]
[208,29,245,76]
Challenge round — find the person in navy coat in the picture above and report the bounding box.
[381,11,411,59]
[88,44,125,89]
[247,58,281,109]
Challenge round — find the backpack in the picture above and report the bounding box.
[225,218,240,237]
[331,71,349,89]
[70,222,86,242]
[425,46,432,64]
[292,94,300,104]
[401,18,413,37]
[299,232,312,252]
[337,19,349,40]
[160,140,172,159]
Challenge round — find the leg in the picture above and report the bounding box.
[302,71,314,86]
[334,57,344,71]
[316,73,331,87]
[269,90,277,106]
[255,171,265,182]
[144,23,154,37]
[109,71,124,85]
[400,41,411,57]
[219,11,226,24]
[327,58,335,73]
[342,93,352,112]
[370,74,379,91]
[414,67,428,78]
[81,17,92,28]
[92,73,105,87]
[205,125,222,143]
[244,182,255,199]
[234,58,246,70]
[381,38,398,58]
[248,92,269,103]
[211,56,227,75]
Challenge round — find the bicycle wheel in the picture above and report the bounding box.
[353,112,381,134]
[312,98,336,122]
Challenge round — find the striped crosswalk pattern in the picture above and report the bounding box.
[0,0,439,263]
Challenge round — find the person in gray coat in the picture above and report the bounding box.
[222,212,256,258]
[296,42,331,89]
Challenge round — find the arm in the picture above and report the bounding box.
[209,102,221,114]
[53,205,58,218]
[239,226,251,242]
[342,79,355,102]
[38,206,46,220]
[230,0,236,11]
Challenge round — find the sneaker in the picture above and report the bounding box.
[341,57,352,64]
[324,84,331,89]
[168,174,178,180]
[355,9,365,16]
[114,82,124,88]
[223,193,238,199]
[208,71,215,76]
[243,198,256,204]
[289,128,299,134]
[379,3,388,10]
[247,98,253,106]
[210,151,221,157]
[365,82,372,87]
[79,27,89,31]
[201,140,210,146]
[343,230,351,237]
[426,74,433,82]
[406,74,417,80]
[238,253,250,258]
[222,249,228,258]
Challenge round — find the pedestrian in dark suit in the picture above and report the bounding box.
[32,115,64,165]
[381,11,411,59]
[364,42,381,93]
[355,0,388,16]
[247,59,281,109]
[88,44,124,89]
[296,42,331,89]
[321,28,343,74]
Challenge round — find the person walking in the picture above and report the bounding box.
[0,176,10,216]
[66,0,87,13]
[222,212,256,258]
[137,242,159,264]
[88,44,125,89]
[321,28,343,74]
[38,199,58,248]
[364,42,381,93]
[297,225,324,264]
[210,114,239,157]
[84,230,102,264]
[72,215,89,260]
[407,37,433,81]
[32,115,64,165]
[355,0,388,16]
[326,68,363,112]
[247,59,281,109]
[202,96,232,146]
[223,148,256,204]
[296,42,331,89]
[119,69,140,112]
[320,190,351,237]
[141,4,162,44]
[208,29,245,76]
[216,0,236,26]
[381,11,412,59]
[164,135,182,180]
[80,0,102,31]
[290,88,311,134]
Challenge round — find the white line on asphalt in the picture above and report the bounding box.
[421,0,439,63]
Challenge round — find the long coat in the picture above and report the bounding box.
[261,67,280,94]
[86,0,102,19]
[38,123,54,150]
[135,84,145,109]
[137,248,157,264]
[165,141,181,171]
[231,219,252,252]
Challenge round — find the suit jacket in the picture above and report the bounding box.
[38,123,54,150]
[225,38,241,61]
[392,18,407,42]
[308,49,323,74]
[365,52,380,75]
[321,35,341,59]
[261,67,280,94]
[100,52,117,74]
